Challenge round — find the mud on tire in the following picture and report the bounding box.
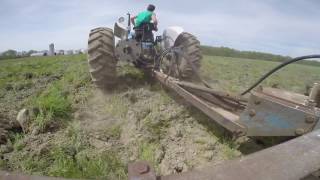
[174,32,202,79]
[88,27,117,89]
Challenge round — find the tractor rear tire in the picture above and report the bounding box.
[174,32,202,79]
[87,27,117,89]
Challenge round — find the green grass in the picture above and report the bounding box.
[7,122,127,179]
[54,123,126,179]
[117,63,145,81]
[31,83,71,130]
[143,113,171,140]
[0,55,91,132]
[0,55,127,179]
[201,56,320,93]
[0,56,71,89]
[0,55,90,102]
[104,124,122,140]
[138,142,159,167]
[9,139,127,180]
[1,54,319,179]
[105,94,130,119]
[48,148,126,179]
[12,133,25,151]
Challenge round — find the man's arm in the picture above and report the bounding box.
[130,16,136,26]
[152,14,158,31]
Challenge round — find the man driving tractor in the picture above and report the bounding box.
[131,4,158,31]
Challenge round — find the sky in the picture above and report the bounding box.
[0,0,319,57]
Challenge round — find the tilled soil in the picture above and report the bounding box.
[75,86,242,175]
[0,57,265,178]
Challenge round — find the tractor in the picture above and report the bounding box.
[87,14,201,88]
[87,13,320,138]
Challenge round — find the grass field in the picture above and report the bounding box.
[201,56,320,94]
[0,54,319,179]
[0,55,91,130]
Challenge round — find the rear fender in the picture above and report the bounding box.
[114,22,127,40]
[162,26,184,49]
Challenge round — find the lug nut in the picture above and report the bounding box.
[305,116,315,124]
[249,109,256,117]
[254,100,261,105]
[295,128,305,135]
[134,162,149,174]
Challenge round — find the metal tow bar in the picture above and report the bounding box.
[153,70,246,135]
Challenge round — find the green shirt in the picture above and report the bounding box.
[135,10,153,27]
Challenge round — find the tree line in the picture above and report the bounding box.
[1,46,319,67]
[0,49,37,60]
[201,46,320,67]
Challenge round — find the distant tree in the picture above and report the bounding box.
[0,49,30,59]
[2,49,17,57]
[27,50,37,56]
[201,46,291,62]
[201,45,320,67]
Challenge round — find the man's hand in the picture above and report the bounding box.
[152,14,158,26]
[130,16,136,26]
[152,14,158,31]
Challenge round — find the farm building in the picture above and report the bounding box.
[56,50,65,55]
[30,52,46,57]
[65,50,74,55]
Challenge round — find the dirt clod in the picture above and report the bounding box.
[16,109,29,132]
[0,144,13,154]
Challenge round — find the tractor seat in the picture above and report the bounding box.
[134,23,155,42]
[133,23,156,32]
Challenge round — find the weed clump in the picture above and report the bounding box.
[31,84,71,131]
[48,124,126,179]
[104,124,122,140]
[138,142,159,167]
[105,95,130,119]
[48,148,126,179]
[6,122,127,179]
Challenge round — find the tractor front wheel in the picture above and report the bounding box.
[87,27,117,89]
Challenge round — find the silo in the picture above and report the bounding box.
[49,43,55,56]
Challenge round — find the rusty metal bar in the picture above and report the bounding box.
[159,129,320,180]
[176,81,248,102]
[154,71,246,134]
[188,89,243,112]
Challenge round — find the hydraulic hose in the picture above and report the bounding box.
[241,54,320,96]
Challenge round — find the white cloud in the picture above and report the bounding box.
[157,1,320,57]
[0,0,319,57]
